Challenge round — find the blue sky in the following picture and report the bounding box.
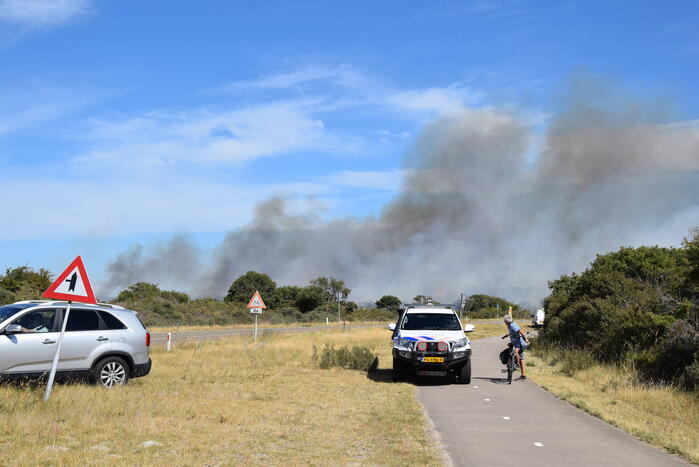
[1,0,698,287]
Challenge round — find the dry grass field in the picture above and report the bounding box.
[0,319,502,466]
[1,328,442,466]
[528,348,699,464]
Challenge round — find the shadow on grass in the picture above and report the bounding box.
[0,374,93,389]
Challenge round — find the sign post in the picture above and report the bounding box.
[41,256,97,401]
[246,291,266,343]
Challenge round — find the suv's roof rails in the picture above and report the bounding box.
[12,300,125,310]
[96,302,125,310]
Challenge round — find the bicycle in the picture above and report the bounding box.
[500,335,519,384]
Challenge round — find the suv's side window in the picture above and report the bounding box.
[11,309,57,333]
[98,311,126,330]
[65,309,101,332]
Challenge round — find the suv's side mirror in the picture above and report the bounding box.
[387,323,396,331]
[3,324,22,334]
[463,324,475,333]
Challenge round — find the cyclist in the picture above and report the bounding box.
[503,311,529,380]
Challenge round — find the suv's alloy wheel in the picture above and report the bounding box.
[94,357,129,388]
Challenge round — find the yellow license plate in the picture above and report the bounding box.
[422,357,444,363]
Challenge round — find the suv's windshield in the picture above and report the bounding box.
[0,303,37,323]
[401,313,461,331]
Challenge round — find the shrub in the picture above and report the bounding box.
[347,307,396,322]
[636,320,699,388]
[312,343,378,371]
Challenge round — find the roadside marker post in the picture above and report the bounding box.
[41,256,97,401]
[167,332,172,351]
[246,291,267,343]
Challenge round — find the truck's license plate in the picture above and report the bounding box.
[422,357,444,363]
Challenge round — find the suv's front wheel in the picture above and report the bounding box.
[93,357,130,388]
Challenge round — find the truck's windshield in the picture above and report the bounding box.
[401,313,461,331]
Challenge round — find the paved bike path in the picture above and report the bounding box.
[418,336,689,467]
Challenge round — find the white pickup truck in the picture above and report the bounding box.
[388,304,475,384]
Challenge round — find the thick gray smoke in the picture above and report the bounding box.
[102,83,699,305]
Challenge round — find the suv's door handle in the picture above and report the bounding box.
[96,336,109,342]
[42,339,56,344]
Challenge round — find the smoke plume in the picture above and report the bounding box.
[102,80,699,305]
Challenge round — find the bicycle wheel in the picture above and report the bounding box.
[507,353,514,384]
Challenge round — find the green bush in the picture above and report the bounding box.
[636,320,699,389]
[312,343,378,371]
[539,234,699,390]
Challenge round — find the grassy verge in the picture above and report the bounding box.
[148,321,384,332]
[0,328,445,466]
[150,317,507,334]
[528,346,699,464]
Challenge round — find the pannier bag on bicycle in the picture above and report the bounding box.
[499,348,510,365]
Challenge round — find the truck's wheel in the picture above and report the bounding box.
[392,358,404,382]
[457,359,472,384]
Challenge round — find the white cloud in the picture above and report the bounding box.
[0,65,497,237]
[385,86,482,115]
[0,0,90,27]
[75,101,332,169]
[0,176,257,239]
[216,65,367,94]
[0,83,98,135]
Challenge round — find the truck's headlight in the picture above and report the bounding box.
[451,338,470,351]
[394,338,414,352]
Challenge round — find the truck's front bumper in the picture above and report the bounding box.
[393,349,471,372]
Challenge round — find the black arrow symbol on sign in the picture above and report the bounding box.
[65,272,78,292]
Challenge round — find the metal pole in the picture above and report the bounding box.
[337,292,341,323]
[45,301,71,401]
[254,315,258,343]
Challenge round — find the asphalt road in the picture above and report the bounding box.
[418,336,690,467]
[150,323,381,345]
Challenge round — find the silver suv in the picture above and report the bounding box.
[0,300,151,387]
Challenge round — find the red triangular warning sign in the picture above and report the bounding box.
[246,290,267,309]
[43,256,97,304]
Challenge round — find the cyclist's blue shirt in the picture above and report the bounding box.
[508,322,525,346]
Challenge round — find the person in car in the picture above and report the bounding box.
[19,313,50,333]
[504,311,529,380]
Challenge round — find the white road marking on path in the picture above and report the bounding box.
[484,398,491,402]
[502,416,510,420]
[473,386,479,388]
[534,442,544,447]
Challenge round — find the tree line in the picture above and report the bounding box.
[0,263,526,327]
